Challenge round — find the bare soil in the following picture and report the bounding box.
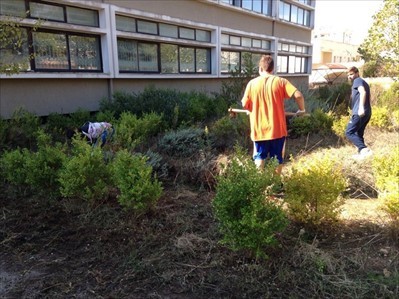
[1,129,398,299]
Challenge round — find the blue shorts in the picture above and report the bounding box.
[253,137,286,164]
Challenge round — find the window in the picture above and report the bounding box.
[221,51,240,73]
[1,0,99,27]
[30,2,64,22]
[0,0,26,17]
[137,19,158,35]
[161,44,178,73]
[116,15,136,32]
[0,27,31,71]
[279,1,311,26]
[160,24,178,38]
[277,42,309,74]
[118,38,211,74]
[222,0,272,16]
[116,15,211,43]
[67,7,99,27]
[221,51,267,73]
[32,31,102,71]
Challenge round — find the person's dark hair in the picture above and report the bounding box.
[259,55,274,72]
[348,66,359,74]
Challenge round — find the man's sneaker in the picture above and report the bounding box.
[353,148,373,160]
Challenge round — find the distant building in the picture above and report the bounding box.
[310,28,363,85]
[0,0,315,118]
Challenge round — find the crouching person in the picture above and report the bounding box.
[80,121,114,148]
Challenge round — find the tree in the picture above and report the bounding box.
[358,0,399,77]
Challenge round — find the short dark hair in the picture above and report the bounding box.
[259,55,274,72]
[348,66,359,74]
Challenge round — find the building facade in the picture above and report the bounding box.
[0,0,315,118]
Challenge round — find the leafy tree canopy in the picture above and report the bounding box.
[358,0,399,77]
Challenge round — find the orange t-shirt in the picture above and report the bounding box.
[241,75,297,141]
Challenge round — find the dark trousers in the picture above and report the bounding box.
[345,114,371,152]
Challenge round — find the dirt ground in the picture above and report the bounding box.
[1,129,398,298]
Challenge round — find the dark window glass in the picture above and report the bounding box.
[137,19,157,35]
[0,0,26,17]
[159,23,178,38]
[116,15,136,32]
[161,43,178,73]
[118,39,138,71]
[179,27,195,40]
[69,35,101,70]
[221,51,239,73]
[30,2,64,22]
[179,47,195,72]
[0,27,30,71]
[33,31,68,69]
[138,43,158,72]
[196,48,210,73]
[67,6,99,27]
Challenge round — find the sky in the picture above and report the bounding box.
[314,0,385,44]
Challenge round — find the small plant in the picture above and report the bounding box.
[369,106,391,129]
[111,150,162,211]
[6,108,41,149]
[209,114,250,152]
[24,130,67,195]
[58,137,111,202]
[212,147,288,259]
[0,147,30,189]
[332,113,350,140]
[372,146,399,227]
[114,111,163,150]
[284,151,348,227]
[158,127,209,158]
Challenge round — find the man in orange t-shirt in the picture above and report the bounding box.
[241,55,305,174]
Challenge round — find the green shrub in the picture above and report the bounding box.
[44,112,75,143]
[209,114,250,152]
[111,150,162,211]
[212,147,288,259]
[23,130,67,195]
[58,137,111,202]
[6,108,40,149]
[372,146,399,223]
[289,109,333,137]
[0,117,8,151]
[332,113,350,140]
[284,151,348,227]
[0,148,30,189]
[69,108,91,128]
[369,106,391,129]
[114,111,163,150]
[158,127,209,158]
[379,82,399,110]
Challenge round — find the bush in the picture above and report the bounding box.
[289,109,334,137]
[212,147,288,259]
[158,127,209,158]
[114,111,163,150]
[111,150,162,211]
[369,106,391,129]
[379,82,399,110]
[6,108,41,149]
[284,151,348,227]
[58,137,111,202]
[24,130,67,195]
[372,146,399,223]
[332,113,350,140]
[0,148,30,189]
[209,114,250,152]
